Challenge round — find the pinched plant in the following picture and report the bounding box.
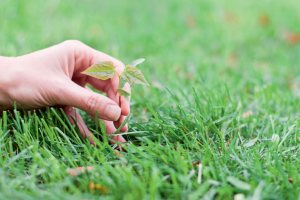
[82,58,149,97]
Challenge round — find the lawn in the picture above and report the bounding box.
[0,0,300,199]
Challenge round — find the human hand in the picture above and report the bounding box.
[0,40,130,144]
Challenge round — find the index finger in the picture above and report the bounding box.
[89,49,124,94]
[66,41,131,114]
[64,40,124,93]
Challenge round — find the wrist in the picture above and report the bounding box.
[0,56,16,109]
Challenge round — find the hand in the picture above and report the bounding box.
[0,40,130,144]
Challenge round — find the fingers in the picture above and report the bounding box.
[61,40,131,115]
[64,106,95,145]
[114,115,128,132]
[103,120,126,143]
[61,40,125,78]
[88,77,120,105]
[88,77,130,131]
[59,40,131,132]
[63,107,126,145]
[119,83,131,116]
[106,82,131,116]
[89,49,124,77]
[88,77,130,116]
[58,81,121,121]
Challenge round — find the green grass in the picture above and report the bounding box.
[0,0,300,199]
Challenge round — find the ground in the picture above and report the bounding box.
[0,0,300,199]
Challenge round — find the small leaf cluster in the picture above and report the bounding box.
[82,58,148,97]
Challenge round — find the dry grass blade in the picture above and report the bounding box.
[67,166,94,177]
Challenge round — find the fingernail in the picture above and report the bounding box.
[105,105,121,121]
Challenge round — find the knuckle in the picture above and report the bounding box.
[62,40,86,53]
[63,40,84,47]
[61,40,90,64]
[85,94,101,113]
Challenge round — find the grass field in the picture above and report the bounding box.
[0,0,300,199]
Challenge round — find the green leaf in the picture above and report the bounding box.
[118,75,127,89]
[117,88,131,97]
[121,65,149,86]
[81,61,116,80]
[130,58,145,67]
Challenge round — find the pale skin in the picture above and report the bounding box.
[0,40,131,144]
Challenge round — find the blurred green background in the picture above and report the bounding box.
[0,0,300,199]
[1,0,299,92]
[1,0,299,115]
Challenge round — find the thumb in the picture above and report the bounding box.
[59,82,121,121]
